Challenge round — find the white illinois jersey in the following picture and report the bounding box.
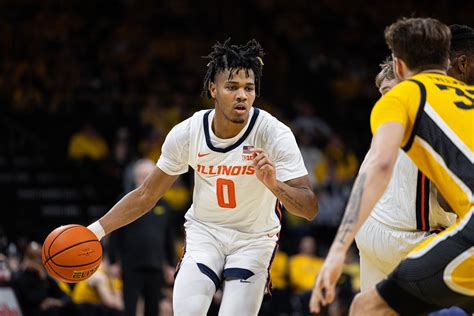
[369,150,455,231]
[157,107,308,234]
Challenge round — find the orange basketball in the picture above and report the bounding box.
[42,224,102,283]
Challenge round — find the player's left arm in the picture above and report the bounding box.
[252,148,318,221]
[309,121,404,313]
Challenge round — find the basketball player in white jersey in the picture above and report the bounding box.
[355,58,456,291]
[86,39,318,315]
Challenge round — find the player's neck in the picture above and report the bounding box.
[212,113,249,139]
[418,69,446,75]
[410,69,447,78]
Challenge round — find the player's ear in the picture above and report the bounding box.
[209,82,217,99]
[393,57,405,80]
[457,55,468,73]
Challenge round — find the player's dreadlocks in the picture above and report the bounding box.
[202,38,265,98]
[450,24,474,57]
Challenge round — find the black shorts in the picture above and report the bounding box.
[376,211,474,315]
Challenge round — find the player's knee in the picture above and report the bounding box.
[173,293,213,316]
[173,279,215,316]
[349,292,367,315]
[173,258,218,315]
[350,289,395,316]
[350,291,384,315]
[219,272,267,315]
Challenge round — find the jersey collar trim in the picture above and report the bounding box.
[203,108,260,153]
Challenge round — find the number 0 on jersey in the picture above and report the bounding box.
[216,178,236,208]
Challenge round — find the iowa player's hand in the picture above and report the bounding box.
[309,249,346,314]
[252,148,277,190]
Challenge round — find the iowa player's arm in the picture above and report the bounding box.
[310,81,418,313]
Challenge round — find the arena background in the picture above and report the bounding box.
[0,1,472,315]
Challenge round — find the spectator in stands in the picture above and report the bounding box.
[0,253,11,285]
[138,127,162,163]
[288,236,325,315]
[292,99,333,149]
[103,127,134,198]
[5,242,20,275]
[68,122,109,161]
[289,236,324,294]
[314,134,359,188]
[12,241,77,316]
[161,176,192,214]
[108,159,176,316]
[0,226,7,254]
[72,256,124,316]
[0,228,13,285]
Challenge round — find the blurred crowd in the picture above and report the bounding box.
[0,228,359,316]
[1,0,473,315]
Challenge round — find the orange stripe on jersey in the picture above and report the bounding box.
[275,200,282,222]
[410,138,472,218]
[421,174,427,230]
[416,171,430,231]
[265,243,279,296]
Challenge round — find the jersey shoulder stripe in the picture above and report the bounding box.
[415,107,473,190]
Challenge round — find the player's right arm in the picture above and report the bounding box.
[88,118,191,240]
[92,168,178,237]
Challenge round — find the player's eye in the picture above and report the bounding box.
[226,85,237,90]
[245,86,255,92]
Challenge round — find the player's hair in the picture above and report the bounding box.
[450,24,474,57]
[202,38,265,98]
[385,17,451,71]
[375,57,395,88]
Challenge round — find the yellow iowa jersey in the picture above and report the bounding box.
[289,254,324,293]
[270,250,289,290]
[72,277,103,305]
[71,269,122,305]
[371,73,473,218]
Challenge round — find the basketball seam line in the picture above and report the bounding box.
[45,260,79,282]
[49,255,103,268]
[46,225,82,261]
[44,239,101,265]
